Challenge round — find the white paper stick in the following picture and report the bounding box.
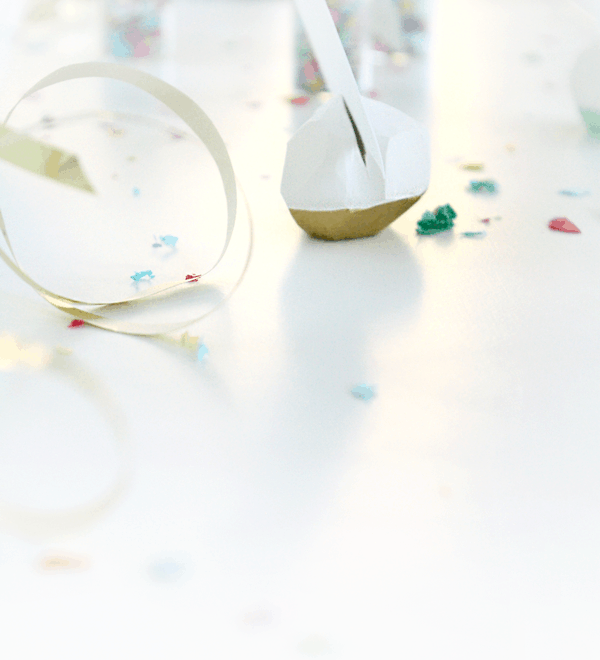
[293,0,385,178]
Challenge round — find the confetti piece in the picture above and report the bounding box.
[351,384,376,400]
[460,163,484,171]
[462,231,486,238]
[41,115,54,125]
[170,132,183,140]
[132,187,140,196]
[185,273,201,282]
[68,319,85,328]
[367,90,379,99]
[160,235,178,247]
[416,204,456,235]
[290,95,310,106]
[147,558,186,582]
[559,189,589,197]
[106,125,124,137]
[481,218,490,223]
[39,554,88,572]
[197,344,209,361]
[127,155,136,162]
[548,217,581,233]
[131,270,155,281]
[469,180,497,194]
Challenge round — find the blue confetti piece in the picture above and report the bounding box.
[133,187,140,196]
[147,558,186,582]
[160,235,178,247]
[131,270,155,281]
[559,189,589,197]
[351,384,376,400]
[197,344,209,361]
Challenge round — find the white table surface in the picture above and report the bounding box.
[1,0,600,658]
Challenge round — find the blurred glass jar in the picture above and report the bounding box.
[295,0,363,94]
[106,0,167,58]
[571,39,600,138]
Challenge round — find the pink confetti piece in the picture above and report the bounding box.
[290,95,310,106]
[186,274,201,282]
[481,218,490,223]
[68,319,85,328]
[548,218,580,233]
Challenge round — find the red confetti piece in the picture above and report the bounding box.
[481,218,490,223]
[548,218,581,233]
[186,274,201,282]
[290,96,310,106]
[68,319,85,328]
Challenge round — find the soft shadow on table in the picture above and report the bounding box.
[237,227,423,567]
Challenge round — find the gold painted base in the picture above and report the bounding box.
[289,195,422,241]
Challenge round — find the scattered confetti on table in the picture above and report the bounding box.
[559,189,589,197]
[132,187,140,196]
[548,218,581,233]
[160,235,178,247]
[469,180,497,194]
[131,270,155,281]
[68,319,85,328]
[197,344,209,361]
[462,231,487,238]
[351,384,376,400]
[416,204,456,235]
[460,163,484,171]
[186,273,201,282]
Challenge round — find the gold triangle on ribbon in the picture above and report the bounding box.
[0,125,95,193]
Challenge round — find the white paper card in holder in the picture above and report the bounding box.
[282,0,430,240]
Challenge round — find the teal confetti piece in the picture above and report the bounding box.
[469,180,497,194]
[351,384,376,400]
[416,205,456,235]
[133,187,140,196]
[462,231,487,238]
[559,189,589,197]
[197,344,209,361]
[160,235,178,246]
[131,270,155,281]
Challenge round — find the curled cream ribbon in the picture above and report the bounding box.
[0,335,129,541]
[0,62,253,337]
